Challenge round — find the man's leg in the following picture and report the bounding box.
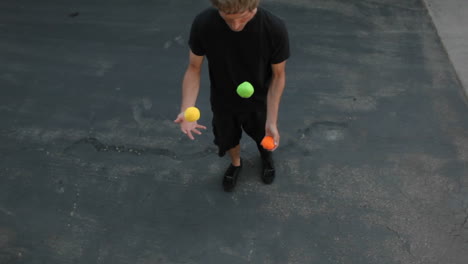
[257,144,275,184]
[212,112,243,192]
[223,144,242,192]
[243,111,276,184]
[227,144,241,166]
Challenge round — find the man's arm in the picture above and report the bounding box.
[265,60,287,150]
[180,51,204,112]
[174,50,207,140]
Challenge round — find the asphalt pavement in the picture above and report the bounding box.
[1,0,467,263]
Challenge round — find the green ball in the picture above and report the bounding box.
[236,81,254,98]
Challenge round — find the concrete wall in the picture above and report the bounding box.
[423,0,468,97]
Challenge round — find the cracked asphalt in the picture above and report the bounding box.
[1,0,468,263]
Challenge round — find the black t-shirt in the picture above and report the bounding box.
[189,7,290,113]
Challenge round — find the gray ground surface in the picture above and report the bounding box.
[1,0,468,263]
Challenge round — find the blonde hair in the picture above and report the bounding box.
[210,0,260,13]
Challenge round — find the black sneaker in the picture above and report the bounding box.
[261,151,275,184]
[222,159,242,192]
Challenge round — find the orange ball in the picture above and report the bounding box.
[261,136,275,150]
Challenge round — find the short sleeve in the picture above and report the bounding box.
[271,19,290,64]
[188,15,205,56]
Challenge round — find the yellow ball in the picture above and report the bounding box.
[184,107,200,122]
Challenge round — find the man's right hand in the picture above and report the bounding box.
[174,112,207,140]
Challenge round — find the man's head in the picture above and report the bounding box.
[210,0,259,13]
[210,0,259,32]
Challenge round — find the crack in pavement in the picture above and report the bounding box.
[385,226,419,261]
[65,137,216,161]
[299,121,349,136]
[0,207,14,216]
[460,208,468,230]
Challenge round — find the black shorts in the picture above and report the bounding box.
[212,111,267,157]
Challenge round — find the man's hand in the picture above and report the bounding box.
[265,122,280,151]
[174,112,207,140]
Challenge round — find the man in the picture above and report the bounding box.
[174,0,290,192]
